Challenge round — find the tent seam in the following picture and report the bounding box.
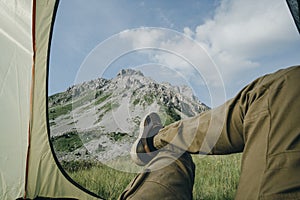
[24,0,36,198]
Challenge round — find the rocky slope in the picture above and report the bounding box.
[48,69,209,162]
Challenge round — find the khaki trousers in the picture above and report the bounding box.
[119,66,300,200]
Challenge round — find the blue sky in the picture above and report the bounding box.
[49,0,300,107]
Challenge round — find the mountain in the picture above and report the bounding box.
[48,69,209,162]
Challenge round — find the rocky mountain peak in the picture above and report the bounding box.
[117,69,144,77]
[48,68,209,162]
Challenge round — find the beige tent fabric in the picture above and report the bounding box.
[0,0,32,199]
[26,1,100,199]
[0,0,100,199]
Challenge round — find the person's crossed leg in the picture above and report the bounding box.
[119,66,300,200]
[119,113,195,200]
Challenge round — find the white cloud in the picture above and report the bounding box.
[183,27,195,38]
[116,0,299,88]
[193,0,298,77]
[119,28,165,48]
[118,28,218,81]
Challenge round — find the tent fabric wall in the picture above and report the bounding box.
[27,1,100,198]
[0,0,32,199]
[0,0,100,199]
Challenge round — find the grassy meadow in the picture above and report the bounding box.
[63,153,241,200]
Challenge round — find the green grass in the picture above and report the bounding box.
[73,93,94,107]
[49,92,112,120]
[159,106,181,126]
[109,132,129,141]
[192,154,241,200]
[94,93,112,105]
[99,102,120,114]
[61,159,97,172]
[51,131,83,152]
[132,98,140,106]
[63,154,241,200]
[143,94,155,105]
[66,159,137,200]
[48,103,72,120]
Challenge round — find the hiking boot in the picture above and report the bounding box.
[130,112,163,166]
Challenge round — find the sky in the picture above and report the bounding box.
[49,0,300,107]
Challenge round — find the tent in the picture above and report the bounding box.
[0,0,299,199]
[0,0,99,199]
